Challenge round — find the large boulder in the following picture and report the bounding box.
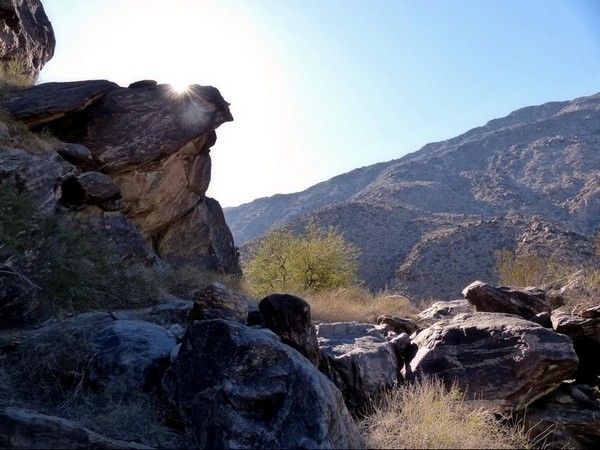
[317,321,401,414]
[551,310,600,383]
[0,0,55,84]
[259,293,320,366]
[163,319,362,449]
[408,312,578,411]
[462,280,550,319]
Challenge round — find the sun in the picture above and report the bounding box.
[170,81,191,95]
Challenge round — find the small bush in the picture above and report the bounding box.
[303,286,420,323]
[360,378,531,449]
[243,222,360,298]
[495,249,572,288]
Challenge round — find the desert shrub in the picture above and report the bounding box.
[0,324,95,406]
[495,249,571,288]
[360,378,531,449]
[243,222,360,298]
[0,183,160,313]
[556,268,600,312]
[304,286,420,323]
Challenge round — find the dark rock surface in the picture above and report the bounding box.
[88,319,177,392]
[259,293,320,366]
[3,80,119,127]
[409,312,578,411]
[164,319,362,449]
[188,282,251,324]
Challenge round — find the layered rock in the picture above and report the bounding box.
[2,80,241,275]
[0,0,55,84]
[408,312,579,411]
[462,280,550,319]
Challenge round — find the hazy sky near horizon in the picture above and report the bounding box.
[40,0,600,207]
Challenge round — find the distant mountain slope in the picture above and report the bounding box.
[224,161,392,244]
[226,93,600,300]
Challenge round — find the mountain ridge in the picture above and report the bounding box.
[226,92,600,300]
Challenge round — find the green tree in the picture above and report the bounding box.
[243,223,360,297]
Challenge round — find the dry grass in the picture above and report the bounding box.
[360,378,532,449]
[300,286,421,323]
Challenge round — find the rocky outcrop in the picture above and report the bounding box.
[317,321,401,414]
[408,312,579,411]
[163,319,363,449]
[2,80,241,276]
[0,0,55,84]
[228,93,600,300]
[462,280,550,319]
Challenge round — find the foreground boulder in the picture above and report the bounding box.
[462,280,550,319]
[418,299,474,323]
[409,312,578,411]
[317,322,401,414]
[164,319,362,449]
[188,282,252,324]
[0,0,55,83]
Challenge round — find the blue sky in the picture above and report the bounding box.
[40,0,600,207]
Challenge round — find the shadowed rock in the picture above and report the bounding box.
[551,310,600,383]
[188,282,252,324]
[259,294,320,366]
[409,312,578,411]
